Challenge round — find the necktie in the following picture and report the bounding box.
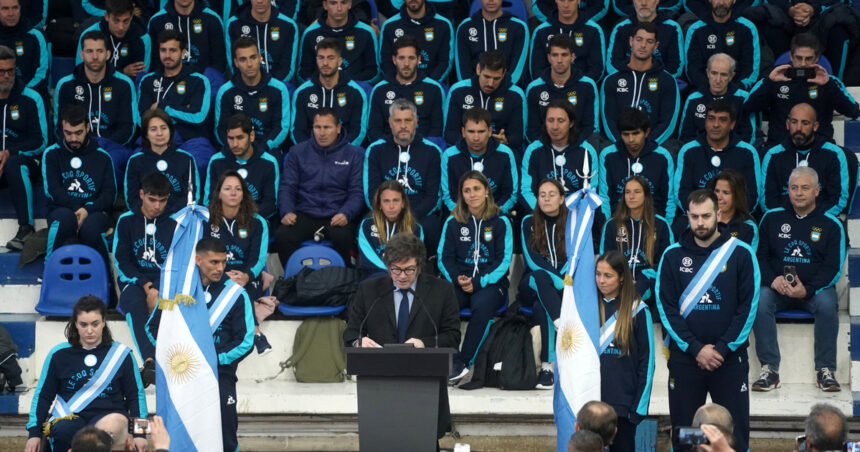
[397,289,410,343]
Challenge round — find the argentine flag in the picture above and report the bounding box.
[554,188,602,451]
[155,204,224,451]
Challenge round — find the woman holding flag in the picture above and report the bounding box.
[439,171,513,383]
[595,250,655,452]
[26,297,147,452]
[520,179,569,390]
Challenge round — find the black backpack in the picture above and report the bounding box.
[460,312,538,390]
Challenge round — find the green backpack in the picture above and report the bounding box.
[284,318,347,383]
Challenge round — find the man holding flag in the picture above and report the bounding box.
[656,189,759,452]
[553,178,603,451]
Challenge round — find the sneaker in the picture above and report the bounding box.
[448,360,468,384]
[5,225,34,251]
[141,359,156,388]
[751,365,780,391]
[254,333,273,356]
[535,369,554,390]
[817,368,841,392]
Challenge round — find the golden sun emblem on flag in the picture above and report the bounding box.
[165,343,201,385]
[557,321,587,359]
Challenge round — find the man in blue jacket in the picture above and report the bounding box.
[0,46,48,251]
[75,0,150,80]
[139,29,214,177]
[378,0,454,80]
[225,0,299,83]
[276,108,364,264]
[368,35,445,143]
[0,0,48,95]
[656,189,759,452]
[55,30,138,185]
[215,36,291,157]
[455,0,529,84]
[753,166,844,393]
[529,0,605,81]
[684,0,759,91]
[297,0,379,83]
[147,0,227,76]
[601,22,679,145]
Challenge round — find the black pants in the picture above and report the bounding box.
[119,283,155,361]
[667,351,750,452]
[609,416,637,452]
[0,155,38,226]
[219,372,239,452]
[274,212,355,266]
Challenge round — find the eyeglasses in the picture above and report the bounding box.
[389,265,417,276]
[0,69,15,77]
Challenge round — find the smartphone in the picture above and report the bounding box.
[846,441,860,451]
[133,418,151,435]
[784,265,798,287]
[673,426,709,446]
[796,435,807,452]
[786,67,816,80]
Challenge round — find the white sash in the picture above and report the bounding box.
[209,280,245,333]
[49,342,130,421]
[599,302,647,354]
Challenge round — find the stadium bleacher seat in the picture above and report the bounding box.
[277,244,347,316]
[34,244,109,317]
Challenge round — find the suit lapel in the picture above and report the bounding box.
[381,282,397,331]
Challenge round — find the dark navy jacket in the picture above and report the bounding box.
[42,136,116,213]
[656,230,760,359]
[678,85,754,143]
[607,14,683,78]
[674,133,761,215]
[0,17,47,89]
[528,13,605,81]
[761,135,848,216]
[600,298,654,424]
[138,67,212,142]
[113,210,177,288]
[215,73,291,151]
[757,205,844,298]
[204,214,269,279]
[226,3,300,82]
[363,136,442,218]
[521,214,568,290]
[204,143,280,220]
[441,139,518,213]
[278,132,364,221]
[147,0,227,73]
[455,12,529,84]
[684,16,760,91]
[0,79,47,157]
[297,12,379,83]
[357,217,423,277]
[520,138,599,209]
[77,18,151,73]
[600,62,680,144]
[124,146,199,216]
[600,215,672,282]
[55,64,138,146]
[745,75,860,146]
[378,5,455,80]
[598,140,676,222]
[444,75,526,151]
[291,70,369,146]
[532,0,609,22]
[367,76,445,141]
[722,216,759,250]
[438,213,513,289]
[525,66,599,143]
[27,342,147,439]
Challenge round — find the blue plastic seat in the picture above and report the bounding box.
[469,0,529,22]
[278,245,347,316]
[519,305,533,316]
[35,245,109,316]
[460,300,509,319]
[50,56,75,88]
[775,309,814,321]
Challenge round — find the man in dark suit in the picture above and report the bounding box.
[344,232,461,441]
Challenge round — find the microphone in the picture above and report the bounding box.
[356,292,388,348]
[407,288,438,348]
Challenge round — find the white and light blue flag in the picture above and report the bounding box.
[155,204,223,451]
[554,188,602,451]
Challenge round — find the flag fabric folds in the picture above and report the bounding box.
[155,204,223,452]
[554,188,602,451]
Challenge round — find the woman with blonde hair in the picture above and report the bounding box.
[357,180,423,279]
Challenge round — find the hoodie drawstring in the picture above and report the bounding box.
[471,216,483,277]
[545,222,558,267]
[630,71,646,109]
[256,24,270,73]
[395,144,413,190]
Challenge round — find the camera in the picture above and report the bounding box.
[784,265,798,287]
[133,418,151,435]
[673,426,709,446]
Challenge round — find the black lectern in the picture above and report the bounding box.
[346,347,455,452]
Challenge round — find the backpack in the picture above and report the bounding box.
[283,318,347,383]
[460,312,538,390]
[273,266,359,307]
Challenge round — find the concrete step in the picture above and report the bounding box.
[0,219,46,252]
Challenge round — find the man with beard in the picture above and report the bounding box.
[745,33,860,147]
[683,0,759,91]
[291,38,368,146]
[528,0,605,81]
[297,0,379,83]
[368,35,444,142]
[607,0,683,78]
[55,30,137,185]
[0,0,47,94]
[378,0,454,80]
[0,46,47,251]
[147,0,227,76]
[656,188,759,452]
[753,166,845,393]
[76,0,150,79]
[761,103,849,216]
[41,105,116,271]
